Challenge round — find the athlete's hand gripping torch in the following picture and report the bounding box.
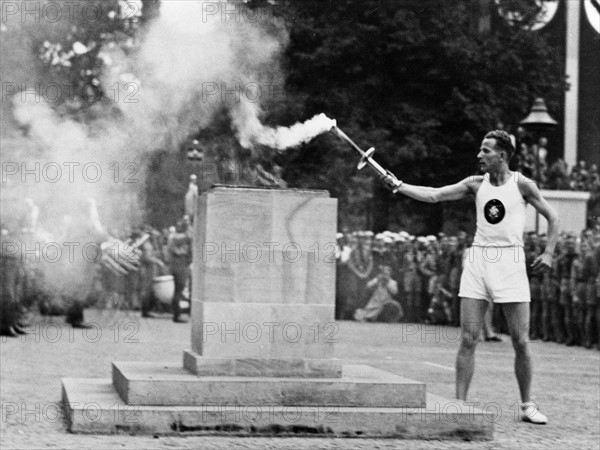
[330,126,403,193]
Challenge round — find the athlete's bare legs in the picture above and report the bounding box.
[456,297,488,400]
[502,302,532,403]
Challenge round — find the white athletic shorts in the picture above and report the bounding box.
[458,245,530,303]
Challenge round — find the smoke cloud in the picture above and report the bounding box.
[1,0,339,306]
[2,0,335,235]
[234,109,337,149]
[104,0,334,152]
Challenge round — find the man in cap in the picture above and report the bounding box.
[525,232,542,340]
[584,233,600,349]
[557,234,578,345]
[382,130,559,424]
[167,219,193,323]
[184,175,199,224]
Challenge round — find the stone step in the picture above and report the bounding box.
[183,351,342,378]
[112,362,426,408]
[62,378,493,439]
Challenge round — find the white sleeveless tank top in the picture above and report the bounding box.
[473,172,527,247]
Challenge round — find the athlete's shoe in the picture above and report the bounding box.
[521,402,548,424]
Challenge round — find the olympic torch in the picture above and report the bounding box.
[330,126,403,193]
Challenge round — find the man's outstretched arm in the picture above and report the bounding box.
[388,176,479,203]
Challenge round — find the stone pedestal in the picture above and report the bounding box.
[62,186,492,439]
[186,186,339,377]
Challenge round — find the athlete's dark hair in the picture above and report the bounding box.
[484,130,515,161]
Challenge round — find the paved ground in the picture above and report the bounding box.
[1,309,599,449]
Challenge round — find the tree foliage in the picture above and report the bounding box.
[30,1,139,111]
[271,0,566,233]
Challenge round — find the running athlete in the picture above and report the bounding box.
[383,130,560,424]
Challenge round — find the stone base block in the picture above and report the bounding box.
[112,362,424,407]
[62,378,493,439]
[183,351,342,378]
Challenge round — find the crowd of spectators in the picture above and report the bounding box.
[91,217,193,322]
[335,228,600,350]
[512,130,600,192]
[0,211,194,336]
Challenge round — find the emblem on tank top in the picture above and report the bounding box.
[484,199,505,224]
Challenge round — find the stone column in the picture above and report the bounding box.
[564,0,581,168]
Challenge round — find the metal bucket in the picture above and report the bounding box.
[152,275,175,305]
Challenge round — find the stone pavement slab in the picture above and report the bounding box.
[1,310,598,449]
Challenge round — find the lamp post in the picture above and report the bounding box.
[186,139,204,163]
[520,98,558,232]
